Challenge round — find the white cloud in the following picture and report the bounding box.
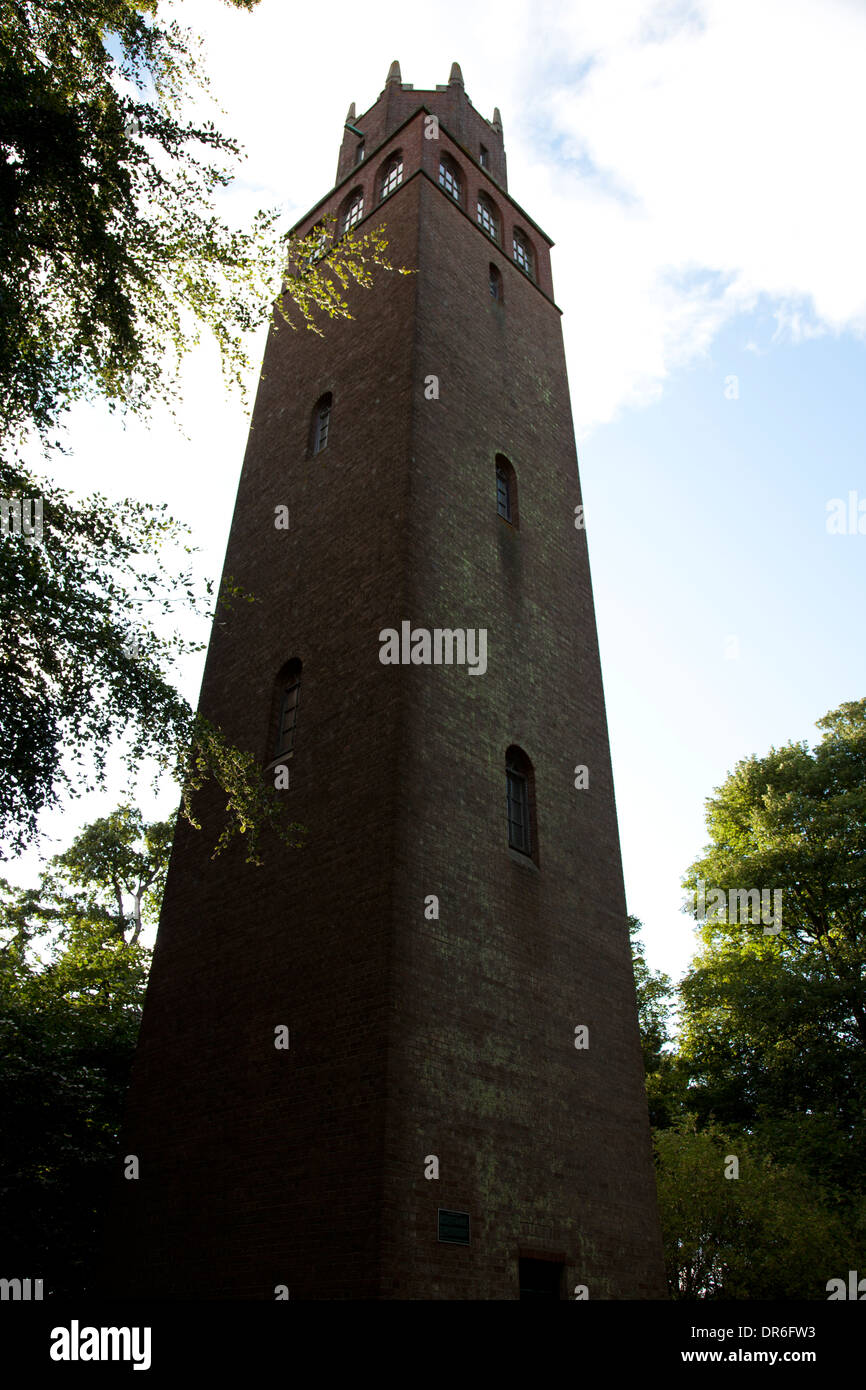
[771,305,827,344]
[527,0,866,427]
[163,0,866,432]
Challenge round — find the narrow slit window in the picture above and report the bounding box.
[311,392,332,455]
[495,454,518,526]
[270,659,303,763]
[276,679,300,757]
[507,758,531,854]
[496,464,511,520]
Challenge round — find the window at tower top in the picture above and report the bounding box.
[379,153,403,201]
[301,220,329,271]
[439,154,461,203]
[477,192,500,243]
[480,144,489,168]
[355,141,365,164]
[341,188,364,234]
[513,227,534,279]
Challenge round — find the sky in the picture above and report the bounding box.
[11,0,866,988]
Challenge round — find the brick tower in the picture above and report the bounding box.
[102,61,666,1300]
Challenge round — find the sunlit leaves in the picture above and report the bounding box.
[0,458,203,852]
[0,2,407,450]
[1,2,402,860]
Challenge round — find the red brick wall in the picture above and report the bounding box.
[375,174,665,1298]
[100,116,666,1300]
[304,110,553,313]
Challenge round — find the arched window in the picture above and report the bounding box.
[495,454,518,525]
[379,152,403,200]
[506,746,536,858]
[302,220,328,270]
[476,192,499,242]
[311,392,332,455]
[489,263,503,302]
[439,154,461,203]
[513,227,534,278]
[272,659,302,761]
[341,187,364,233]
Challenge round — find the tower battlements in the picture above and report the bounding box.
[336,60,507,190]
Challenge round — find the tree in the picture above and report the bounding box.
[0,461,307,860]
[0,0,403,449]
[45,803,172,944]
[632,699,866,1298]
[0,806,167,1296]
[628,914,686,1127]
[654,1120,863,1300]
[679,698,866,1197]
[629,914,674,1072]
[1,1,408,856]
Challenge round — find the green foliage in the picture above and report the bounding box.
[0,806,165,1295]
[629,914,688,1127]
[180,712,307,861]
[679,697,866,1196]
[0,460,306,861]
[0,2,407,858]
[0,457,199,853]
[0,1,408,447]
[276,212,412,341]
[681,698,866,1032]
[654,1121,865,1300]
[629,914,674,1070]
[47,803,172,943]
[645,697,866,1298]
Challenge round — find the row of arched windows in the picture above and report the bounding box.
[438,154,535,279]
[338,150,404,235]
[266,664,537,861]
[326,151,536,281]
